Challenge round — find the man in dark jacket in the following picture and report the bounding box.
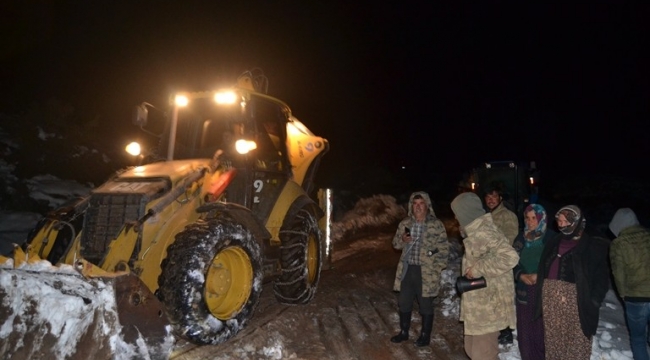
[609,208,650,360]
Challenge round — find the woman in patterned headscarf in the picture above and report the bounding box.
[512,204,556,360]
[534,205,610,360]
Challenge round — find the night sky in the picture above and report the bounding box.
[2,2,649,195]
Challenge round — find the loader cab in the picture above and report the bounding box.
[163,94,290,171]
[144,92,295,217]
[132,86,328,221]
[213,96,294,215]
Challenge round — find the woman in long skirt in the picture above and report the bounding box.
[534,205,610,360]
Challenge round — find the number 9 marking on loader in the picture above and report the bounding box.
[254,180,263,192]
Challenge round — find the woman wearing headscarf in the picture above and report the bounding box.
[512,204,556,360]
[534,205,610,360]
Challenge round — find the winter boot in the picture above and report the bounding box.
[498,327,513,345]
[414,314,434,347]
[390,312,411,343]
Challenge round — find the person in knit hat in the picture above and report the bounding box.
[609,208,650,360]
[450,192,519,360]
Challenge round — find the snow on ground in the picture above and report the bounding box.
[0,171,645,359]
[495,287,636,360]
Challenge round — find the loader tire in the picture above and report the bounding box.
[158,217,263,345]
[273,206,322,304]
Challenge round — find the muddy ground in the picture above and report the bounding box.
[170,230,469,360]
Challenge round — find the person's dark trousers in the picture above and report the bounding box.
[625,300,650,360]
[392,265,434,345]
[390,311,411,343]
[397,265,434,313]
[415,313,434,347]
[516,283,545,360]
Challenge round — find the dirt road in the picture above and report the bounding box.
[171,233,468,360]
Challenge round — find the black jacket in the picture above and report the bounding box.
[534,232,610,338]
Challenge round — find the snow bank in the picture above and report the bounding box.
[0,261,174,360]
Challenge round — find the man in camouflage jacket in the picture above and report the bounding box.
[483,183,519,245]
[483,183,519,345]
[451,192,519,360]
[390,191,449,347]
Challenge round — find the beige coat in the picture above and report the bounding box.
[491,202,519,245]
[460,213,518,335]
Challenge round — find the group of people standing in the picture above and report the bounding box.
[390,186,650,360]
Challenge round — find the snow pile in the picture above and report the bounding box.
[0,211,42,255]
[0,173,92,247]
[0,172,93,245]
[331,194,406,242]
[0,260,174,360]
[439,268,461,318]
[24,174,92,209]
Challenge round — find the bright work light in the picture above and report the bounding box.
[214,91,237,104]
[125,142,142,156]
[175,95,189,107]
[235,139,257,154]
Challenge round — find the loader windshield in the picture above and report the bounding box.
[162,97,238,160]
[163,96,290,172]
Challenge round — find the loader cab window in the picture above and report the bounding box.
[168,98,237,160]
[250,98,290,174]
[160,95,290,173]
[198,119,230,158]
[167,113,198,159]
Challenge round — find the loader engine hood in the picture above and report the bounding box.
[80,159,212,265]
[118,159,213,181]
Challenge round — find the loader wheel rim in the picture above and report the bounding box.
[307,232,319,284]
[205,246,253,319]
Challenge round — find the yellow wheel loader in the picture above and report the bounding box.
[0,69,329,357]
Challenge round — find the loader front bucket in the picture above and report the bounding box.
[0,265,174,360]
[112,272,172,349]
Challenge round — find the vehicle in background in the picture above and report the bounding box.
[465,160,539,230]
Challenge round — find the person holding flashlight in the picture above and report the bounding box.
[451,192,519,360]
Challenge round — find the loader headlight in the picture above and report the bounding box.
[214,90,238,105]
[125,142,142,156]
[235,139,257,154]
[175,95,189,107]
